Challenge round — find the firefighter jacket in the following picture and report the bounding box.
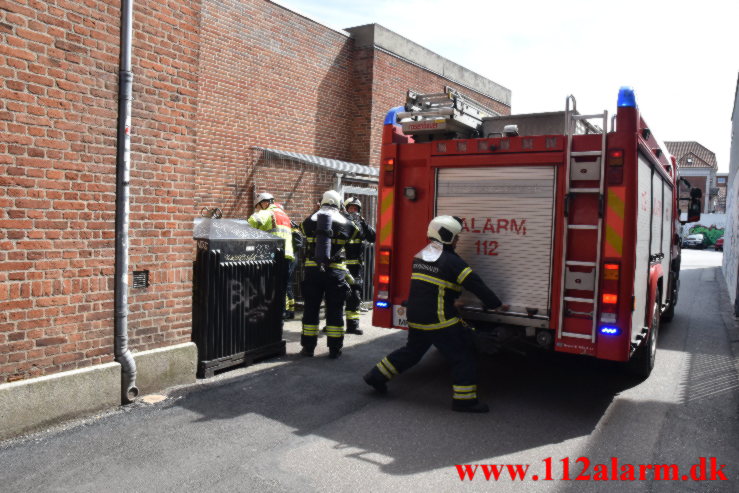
[344,212,375,265]
[406,241,502,330]
[301,206,359,270]
[248,204,294,260]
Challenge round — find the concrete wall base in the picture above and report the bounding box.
[0,362,121,441]
[0,343,198,441]
[132,342,197,395]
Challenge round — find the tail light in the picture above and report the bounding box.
[382,158,395,187]
[607,149,624,185]
[599,262,620,325]
[376,248,392,301]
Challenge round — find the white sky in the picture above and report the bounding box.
[274,0,738,172]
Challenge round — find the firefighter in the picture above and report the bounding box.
[284,220,305,320]
[248,192,295,318]
[300,190,359,358]
[363,215,506,413]
[342,197,375,335]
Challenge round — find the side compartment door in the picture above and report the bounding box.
[436,166,557,321]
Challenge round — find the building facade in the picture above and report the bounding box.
[723,74,739,315]
[0,0,511,384]
[665,141,719,214]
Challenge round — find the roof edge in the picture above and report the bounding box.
[345,24,511,107]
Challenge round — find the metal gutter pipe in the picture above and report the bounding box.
[114,0,138,404]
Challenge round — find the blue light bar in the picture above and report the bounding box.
[600,326,621,335]
[617,86,637,108]
[375,300,390,309]
[384,106,405,125]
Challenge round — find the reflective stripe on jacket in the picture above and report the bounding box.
[248,204,294,260]
[406,242,502,330]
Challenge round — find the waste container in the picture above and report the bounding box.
[193,218,287,377]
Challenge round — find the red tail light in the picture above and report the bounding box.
[599,261,620,324]
[383,158,395,187]
[376,248,392,300]
[607,148,624,185]
[602,293,618,304]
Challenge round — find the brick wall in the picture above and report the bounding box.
[195,0,355,221]
[0,0,199,383]
[1,0,510,383]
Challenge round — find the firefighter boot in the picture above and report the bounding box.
[283,310,295,320]
[363,369,388,394]
[452,399,490,413]
[299,346,314,357]
[346,319,363,335]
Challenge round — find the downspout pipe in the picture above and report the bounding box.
[114,0,138,404]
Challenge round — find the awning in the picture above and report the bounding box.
[253,146,379,177]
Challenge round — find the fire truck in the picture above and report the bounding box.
[372,87,701,378]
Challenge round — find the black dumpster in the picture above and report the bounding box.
[193,218,287,378]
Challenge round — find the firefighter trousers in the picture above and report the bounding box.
[301,266,349,350]
[285,256,298,315]
[345,264,363,331]
[368,323,481,403]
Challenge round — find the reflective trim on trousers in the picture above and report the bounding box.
[375,357,398,380]
[325,326,344,338]
[302,324,319,336]
[345,311,360,320]
[453,384,478,400]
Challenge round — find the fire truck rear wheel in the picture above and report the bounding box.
[628,297,660,380]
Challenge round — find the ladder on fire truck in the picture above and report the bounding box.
[558,96,608,342]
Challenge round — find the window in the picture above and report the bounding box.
[717,177,726,184]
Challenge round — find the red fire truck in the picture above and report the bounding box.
[372,87,701,378]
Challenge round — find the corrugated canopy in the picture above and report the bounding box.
[254,147,379,177]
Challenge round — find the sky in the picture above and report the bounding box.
[274,0,738,172]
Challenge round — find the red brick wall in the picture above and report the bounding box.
[1,0,511,383]
[0,0,199,383]
[195,0,355,220]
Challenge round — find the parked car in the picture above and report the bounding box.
[714,236,724,251]
[683,233,707,249]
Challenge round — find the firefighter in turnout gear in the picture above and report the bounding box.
[363,215,505,412]
[343,197,375,335]
[248,192,295,318]
[300,190,360,358]
[284,220,305,320]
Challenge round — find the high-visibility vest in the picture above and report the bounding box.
[248,204,294,260]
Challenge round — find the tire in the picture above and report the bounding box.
[628,297,660,380]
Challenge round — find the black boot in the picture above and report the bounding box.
[452,399,489,413]
[328,347,342,359]
[300,346,314,357]
[283,310,294,320]
[346,321,363,335]
[363,370,388,394]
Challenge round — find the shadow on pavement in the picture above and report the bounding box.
[171,323,644,475]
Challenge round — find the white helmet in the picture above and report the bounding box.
[427,215,463,244]
[344,196,361,212]
[255,192,274,205]
[321,190,342,207]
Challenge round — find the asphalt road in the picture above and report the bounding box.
[1,249,737,492]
